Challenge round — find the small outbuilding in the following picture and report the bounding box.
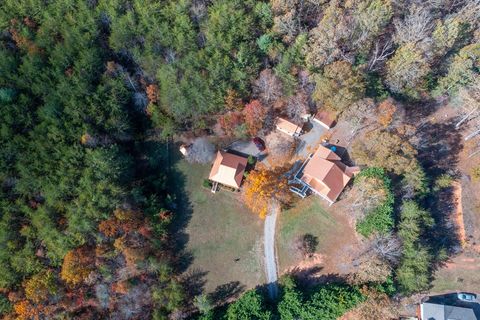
[276,117,302,137]
[313,111,336,129]
[209,151,248,192]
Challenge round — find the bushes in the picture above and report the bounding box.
[277,277,365,320]
[354,168,394,237]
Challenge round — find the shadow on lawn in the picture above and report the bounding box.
[164,141,196,273]
[209,281,246,306]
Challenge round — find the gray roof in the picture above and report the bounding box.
[421,302,478,320]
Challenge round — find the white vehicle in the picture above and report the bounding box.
[457,292,477,302]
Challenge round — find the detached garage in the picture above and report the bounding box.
[313,111,336,129]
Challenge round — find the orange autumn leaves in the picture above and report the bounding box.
[243,167,292,219]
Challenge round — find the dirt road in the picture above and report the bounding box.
[264,201,279,300]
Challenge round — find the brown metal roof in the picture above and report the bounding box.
[314,111,336,128]
[209,151,248,189]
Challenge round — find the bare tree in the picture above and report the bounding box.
[253,69,283,105]
[455,79,480,132]
[185,137,215,164]
[368,39,394,71]
[394,5,434,45]
[285,91,309,124]
[349,255,392,284]
[340,98,376,137]
[370,233,402,266]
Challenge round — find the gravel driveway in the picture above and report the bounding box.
[264,201,280,300]
[295,121,326,157]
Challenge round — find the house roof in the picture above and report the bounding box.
[421,302,478,320]
[276,117,302,135]
[209,151,248,189]
[300,145,353,203]
[314,111,336,128]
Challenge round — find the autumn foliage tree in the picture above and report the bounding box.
[243,167,292,218]
[377,99,397,128]
[218,111,246,137]
[243,100,269,136]
[23,269,57,303]
[60,247,95,286]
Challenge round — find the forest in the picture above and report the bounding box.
[0,0,479,319]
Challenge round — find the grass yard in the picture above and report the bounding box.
[176,160,264,294]
[277,197,360,275]
[430,253,480,293]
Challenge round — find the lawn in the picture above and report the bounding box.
[277,197,359,274]
[175,160,264,294]
[430,253,480,293]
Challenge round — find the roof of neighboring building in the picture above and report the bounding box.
[209,151,248,189]
[421,302,478,320]
[314,111,336,128]
[300,145,353,203]
[276,117,302,135]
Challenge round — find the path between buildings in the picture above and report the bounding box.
[264,201,279,300]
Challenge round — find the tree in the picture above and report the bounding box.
[0,294,12,316]
[299,234,319,257]
[194,294,213,315]
[313,61,366,112]
[225,290,272,320]
[218,111,246,137]
[351,0,393,53]
[243,100,269,136]
[349,256,391,284]
[377,99,397,128]
[253,69,283,105]
[243,167,291,218]
[435,43,480,96]
[352,130,418,175]
[305,0,352,69]
[385,43,430,98]
[432,17,463,58]
[285,91,309,124]
[185,138,215,164]
[349,168,394,237]
[393,5,433,45]
[277,276,304,319]
[351,290,399,320]
[151,279,184,316]
[23,269,57,303]
[396,201,434,293]
[60,247,94,286]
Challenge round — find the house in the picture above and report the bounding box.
[291,145,359,205]
[313,111,336,129]
[420,301,478,320]
[209,151,248,192]
[276,117,302,137]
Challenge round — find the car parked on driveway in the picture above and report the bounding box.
[457,292,477,302]
[253,137,266,151]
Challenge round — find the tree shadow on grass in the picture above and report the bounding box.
[182,268,209,300]
[208,281,246,306]
[164,142,197,274]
